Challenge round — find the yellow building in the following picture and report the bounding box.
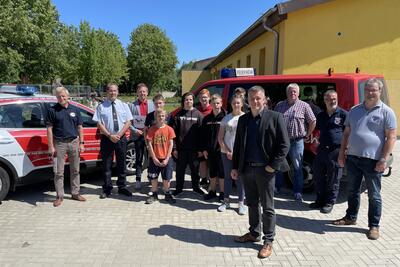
[182,0,400,129]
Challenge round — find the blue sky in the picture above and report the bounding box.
[52,0,281,66]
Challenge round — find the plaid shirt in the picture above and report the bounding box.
[274,99,316,140]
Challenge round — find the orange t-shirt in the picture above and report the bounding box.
[146,125,176,159]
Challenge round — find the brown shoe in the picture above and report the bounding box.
[53,198,63,207]
[367,227,379,240]
[258,243,273,258]
[72,194,86,202]
[234,232,260,243]
[332,216,356,225]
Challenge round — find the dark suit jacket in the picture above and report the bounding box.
[232,108,290,173]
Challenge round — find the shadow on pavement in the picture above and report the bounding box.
[148,224,259,249]
[173,195,220,211]
[276,213,366,235]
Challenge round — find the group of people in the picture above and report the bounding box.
[46,78,396,259]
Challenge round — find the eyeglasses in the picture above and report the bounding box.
[364,89,380,92]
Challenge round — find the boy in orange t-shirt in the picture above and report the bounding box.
[145,108,176,204]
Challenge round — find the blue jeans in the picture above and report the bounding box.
[275,139,304,193]
[221,153,245,202]
[345,155,382,227]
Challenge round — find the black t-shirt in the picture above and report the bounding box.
[316,107,347,148]
[46,103,83,140]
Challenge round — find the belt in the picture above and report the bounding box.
[245,162,265,167]
[56,137,77,143]
[320,144,340,150]
[290,136,304,142]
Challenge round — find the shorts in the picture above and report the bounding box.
[147,157,174,181]
[208,151,224,178]
[198,155,207,162]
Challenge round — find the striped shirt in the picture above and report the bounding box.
[274,99,316,140]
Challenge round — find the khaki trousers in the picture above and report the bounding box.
[54,138,80,198]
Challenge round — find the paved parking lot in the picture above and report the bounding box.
[1,142,400,266]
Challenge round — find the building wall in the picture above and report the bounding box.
[185,0,400,128]
[181,70,211,94]
[281,0,400,126]
[214,27,279,76]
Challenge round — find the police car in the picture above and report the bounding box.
[0,92,136,201]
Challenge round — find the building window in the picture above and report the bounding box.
[237,59,241,68]
[246,55,251,67]
[259,48,266,75]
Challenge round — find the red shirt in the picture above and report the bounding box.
[138,99,148,115]
[197,104,212,116]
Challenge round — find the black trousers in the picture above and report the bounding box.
[241,166,275,244]
[312,147,342,205]
[134,136,145,181]
[175,150,200,192]
[100,136,127,192]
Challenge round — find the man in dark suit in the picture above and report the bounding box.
[231,85,290,259]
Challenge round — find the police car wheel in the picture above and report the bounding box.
[0,167,10,202]
[126,142,136,176]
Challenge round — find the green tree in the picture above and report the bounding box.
[127,24,178,93]
[55,24,81,84]
[0,0,61,83]
[79,21,127,88]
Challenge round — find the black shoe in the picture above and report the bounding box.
[200,178,209,188]
[321,204,334,214]
[100,191,111,199]
[309,202,323,209]
[145,193,158,204]
[165,193,176,204]
[173,189,183,197]
[218,192,225,202]
[193,187,205,195]
[118,187,132,197]
[204,190,217,200]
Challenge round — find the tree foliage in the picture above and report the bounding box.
[127,24,178,93]
[0,3,179,90]
[0,0,60,83]
[55,24,81,84]
[79,21,127,87]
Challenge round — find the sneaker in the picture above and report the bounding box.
[366,227,380,240]
[145,192,158,204]
[164,193,176,204]
[321,204,334,214]
[294,193,303,202]
[217,202,230,212]
[309,201,323,209]
[218,192,225,202]
[199,178,209,188]
[193,187,205,195]
[135,181,142,190]
[238,203,247,215]
[204,190,217,200]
